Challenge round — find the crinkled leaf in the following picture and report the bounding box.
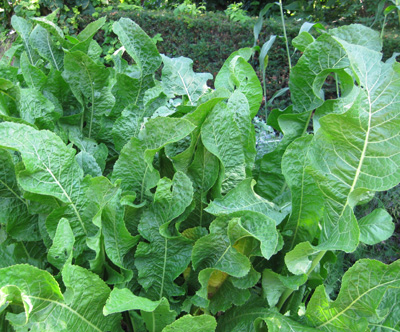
[306,259,400,332]
[215,47,253,90]
[11,16,38,65]
[292,31,315,52]
[135,172,194,300]
[201,101,246,193]
[63,51,115,139]
[0,149,40,241]
[18,88,60,130]
[29,24,63,70]
[0,264,122,331]
[161,55,212,105]
[282,135,324,249]
[228,56,263,116]
[227,211,280,259]
[306,25,400,251]
[206,178,283,224]
[215,295,269,332]
[256,109,311,201]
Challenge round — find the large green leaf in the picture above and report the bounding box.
[161,55,212,105]
[11,16,38,65]
[63,51,115,139]
[0,149,40,242]
[135,172,194,300]
[0,123,100,255]
[112,117,195,200]
[47,218,75,270]
[256,109,311,201]
[18,88,60,130]
[29,24,64,70]
[306,259,400,332]
[113,18,161,78]
[304,25,400,252]
[19,52,47,90]
[206,178,284,224]
[104,288,176,332]
[215,295,269,332]
[281,135,324,249]
[201,101,246,193]
[183,141,219,229]
[0,264,122,331]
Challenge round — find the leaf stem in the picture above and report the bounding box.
[279,0,292,70]
[277,250,326,312]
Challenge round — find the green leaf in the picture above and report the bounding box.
[256,110,311,201]
[227,211,280,259]
[18,88,60,130]
[227,91,256,174]
[0,123,97,255]
[63,51,115,139]
[0,264,122,331]
[104,288,163,314]
[306,26,400,251]
[215,48,253,91]
[262,269,307,307]
[255,311,320,332]
[106,290,177,332]
[112,137,159,201]
[31,17,65,45]
[290,33,351,113]
[282,135,324,249]
[162,315,217,332]
[215,295,269,332]
[285,242,323,275]
[112,117,195,200]
[183,141,219,229]
[171,91,229,171]
[161,55,212,105]
[101,185,139,276]
[29,24,64,70]
[11,16,38,65]
[112,87,167,150]
[201,101,246,193]
[0,149,40,242]
[227,56,263,117]
[141,298,177,332]
[206,178,284,224]
[358,208,395,245]
[135,172,194,300]
[329,24,382,52]
[20,52,47,90]
[47,217,75,270]
[292,31,315,52]
[113,18,162,78]
[306,259,400,332]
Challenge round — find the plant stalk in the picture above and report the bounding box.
[276,250,327,312]
[279,0,292,70]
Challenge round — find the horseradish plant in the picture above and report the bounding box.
[0,12,399,332]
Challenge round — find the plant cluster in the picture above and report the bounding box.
[1,12,400,332]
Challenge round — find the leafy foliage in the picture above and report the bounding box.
[0,13,399,332]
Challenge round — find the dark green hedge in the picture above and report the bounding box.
[79,9,399,106]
